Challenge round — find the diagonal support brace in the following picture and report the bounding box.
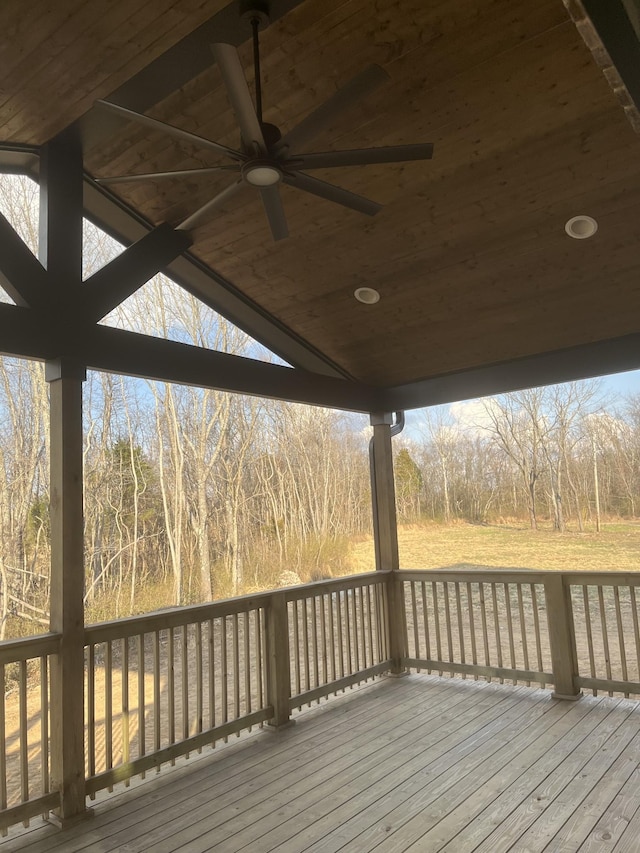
[82,223,192,322]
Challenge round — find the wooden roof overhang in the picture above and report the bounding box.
[1,0,640,412]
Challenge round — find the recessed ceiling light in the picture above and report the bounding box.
[565,215,598,239]
[354,287,380,304]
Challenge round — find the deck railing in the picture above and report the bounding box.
[0,633,60,834]
[3,567,640,832]
[566,573,640,698]
[400,570,554,687]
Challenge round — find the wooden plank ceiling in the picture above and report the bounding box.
[1,0,639,390]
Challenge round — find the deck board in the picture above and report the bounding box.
[3,674,640,852]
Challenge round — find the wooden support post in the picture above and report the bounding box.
[370,414,399,572]
[265,592,293,727]
[41,133,88,824]
[387,572,408,675]
[370,414,406,673]
[544,574,581,700]
[47,358,87,822]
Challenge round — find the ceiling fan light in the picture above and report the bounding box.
[243,163,282,187]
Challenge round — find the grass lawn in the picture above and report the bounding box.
[350,520,640,573]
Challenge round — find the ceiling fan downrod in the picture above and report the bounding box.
[241,1,271,127]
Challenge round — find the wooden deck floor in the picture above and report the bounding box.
[4,674,640,852]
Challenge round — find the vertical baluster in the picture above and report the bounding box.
[366,585,375,672]
[629,587,640,687]
[19,660,28,819]
[233,614,240,730]
[410,581,420,666]
[597,586,613,696]
[455,582,465,678]
[504,583,516,684]
[443,582,453,676]
[168,628,176,758]
[517,585,530,686]
[613,586,629,696]
[122,637,130,786]
[87,644,96,794]
[381,581,391,662]
[244,611,251,722]
[359,587,367,673]
[467,583,478,681]
[292,600,301,703]
[432,582,443,676]
[105,641,113,786]
[344,589,353,677]
[221,616,228,738]
[421,581,431,665]
[491,583,504,683]
[153,631,161,759]
[302,598,311,699]
[479,583,491,676]
[0,663,6,833]
[328,592,337,688]
[311,596,319,701]
[255,609,263,711]
[182,625,190,750]
[136,633,145,778]
[40,656,49,804]
[531,584,544,678]
[583,586,597,695]
[208,619,216,733]
[196,621,204,747]
[351,588,360,675]
[320,595,328,688]
[373,583,386,663]
[337,590,346,683]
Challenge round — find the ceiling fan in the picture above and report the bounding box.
[95,3,434,241]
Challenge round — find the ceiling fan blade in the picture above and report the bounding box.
[96,166,240,185]
[96,100,244,161]
[283,172,381,217]
[280,65,390,153]
[260,186,289,241]
[176,179,246,231]
[212,43,266,154]
[285,143,434,170]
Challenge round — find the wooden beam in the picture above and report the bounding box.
[569,0,640,131]
[0,211,49,307]
[82,223,192,322]
[0,304,380,411]
[47,358,87,823]
[39,132,84,303]
[383,333,640,411]
[77,324,381,412]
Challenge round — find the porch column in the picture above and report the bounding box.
[369,413,399,571]
[370,413,406,673]
[40,133,87,822]
[47,358,87,822]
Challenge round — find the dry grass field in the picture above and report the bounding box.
[350,520,640,574]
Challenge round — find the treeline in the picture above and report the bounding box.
[395,384,640,530]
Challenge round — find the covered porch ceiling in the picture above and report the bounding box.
[1,0,640,410]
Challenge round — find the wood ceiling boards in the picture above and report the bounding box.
[2,0,640,400]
